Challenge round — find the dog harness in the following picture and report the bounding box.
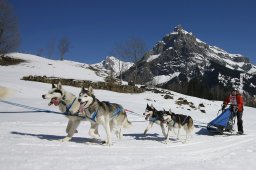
[167,119,176,127]
[149,117,158,123]
[87,105,123,122]
[181,115,189,125]
[65,97,77,114]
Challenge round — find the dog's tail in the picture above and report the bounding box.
[123,114,132,128]
[0,86,11,99]
[188,117,194,131]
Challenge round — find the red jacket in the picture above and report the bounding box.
[224,94,244,112]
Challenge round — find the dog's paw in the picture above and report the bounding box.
[182,140,188,144]
[101,141,113,146]
[89,132,100,139]
[60,137,71,142]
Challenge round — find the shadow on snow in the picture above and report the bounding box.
[10,131,102,144]
[123,133,179,142]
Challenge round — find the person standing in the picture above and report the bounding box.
[222,89,244,135]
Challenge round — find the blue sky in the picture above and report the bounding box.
[9,0,256,64]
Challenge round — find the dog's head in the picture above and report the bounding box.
[42,82,64,106]
[78,86,94,112]
[143,104,156,120]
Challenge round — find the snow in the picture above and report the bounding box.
[191,53,205,63]
[149,72,180,85]
[226,64,235,70]
[196,38,206,44]
[1,53,256,170]
[209,46,244,59]
[5,53,104,82]
[180,29,193,36]
[92,56,133,76]
[222,58,244,68]
[204,46,256,75]
[248,66,256,75]
[146,54,161,62]
[210,46,230,55]
[250,83,256,88]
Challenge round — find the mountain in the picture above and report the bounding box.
[91,56,134,77]
[123,25,256,105]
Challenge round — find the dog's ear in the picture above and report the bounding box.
[147,103,149,107]
[150,104,154,108]
[52,83,56,88]
[81,86,86,92]
[169,108,172,114]
[57,82,62,89]
[88,86,94,95]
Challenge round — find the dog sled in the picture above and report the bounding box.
[207,107,236,134]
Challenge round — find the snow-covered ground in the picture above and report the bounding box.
[0,53,256,170]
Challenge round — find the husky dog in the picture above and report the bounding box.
[42,82,100,142]
[163,111,194,143]
[143,104,167,137]
[78,86,131,145]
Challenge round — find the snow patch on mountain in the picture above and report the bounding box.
[149,72,181,85]
[92,56,133,76]
[147,54,160,62]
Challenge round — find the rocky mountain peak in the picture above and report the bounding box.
[174,24,184,32]
[123,26,256,106]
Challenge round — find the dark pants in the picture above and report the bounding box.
[236,111,243,133]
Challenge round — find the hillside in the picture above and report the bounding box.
[1,53,105,82]
[0,52,256,170]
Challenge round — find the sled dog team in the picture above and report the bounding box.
[41,82,194,145]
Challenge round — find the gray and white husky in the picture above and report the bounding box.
[78,86,131,145]
[42,82,100,142]
[163,110,194,143]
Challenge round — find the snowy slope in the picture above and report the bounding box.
[3,53,105,82]
[0,53,256,170]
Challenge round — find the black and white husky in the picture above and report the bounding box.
[163,110,194,143]
[143,104,167,137]
[78,86,131,146]
[42,82,100,142]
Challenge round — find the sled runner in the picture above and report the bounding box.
[207,107,236,134]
